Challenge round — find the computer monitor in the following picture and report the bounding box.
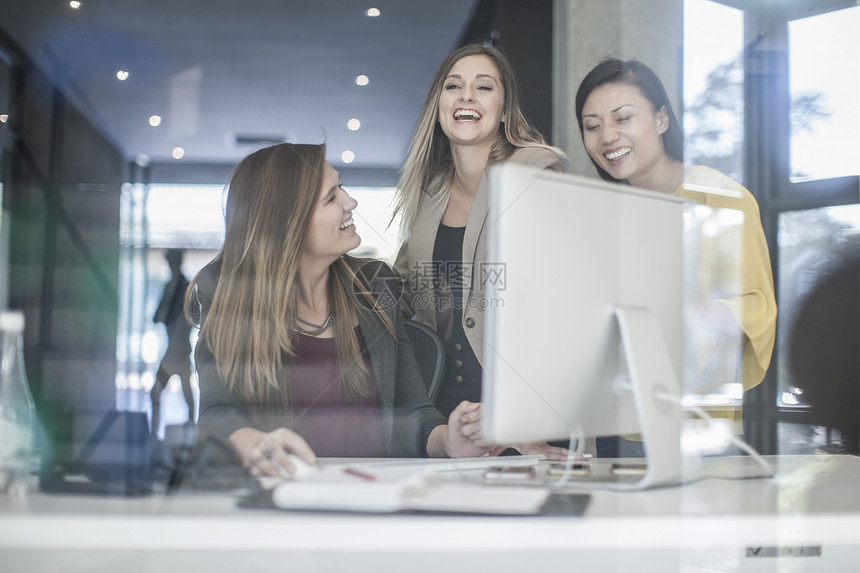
[481,163,695,489]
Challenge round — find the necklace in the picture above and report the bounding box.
[453,172,472,203]
[292,313,333,336]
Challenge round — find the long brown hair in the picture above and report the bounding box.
[392,43,564,237]
[188,143,390,428]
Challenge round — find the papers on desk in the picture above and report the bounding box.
[271,457,551,515]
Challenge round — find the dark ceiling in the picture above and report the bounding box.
[0,0,479,171]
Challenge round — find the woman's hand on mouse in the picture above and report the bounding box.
[229,426,318,477]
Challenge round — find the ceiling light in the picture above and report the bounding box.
[341,150,355,164]
[148,115,162,127]
[69,1,81,9]
[116,70,129,81]
[355,75,369,86]
[135,154,151,167]
[172,147,185,159]
[347,118,361,131]
[366,8,381,17]
[0,115,8,124]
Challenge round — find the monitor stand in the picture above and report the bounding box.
[598,306,684,490]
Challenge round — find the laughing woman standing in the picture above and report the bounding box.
[393,45,567,444]
[190,143,490,477]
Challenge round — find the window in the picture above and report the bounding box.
[684,0,745,183]
[789,7,860,182]
[340,186,400,263]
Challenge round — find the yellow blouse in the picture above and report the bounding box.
[674,166,777,391]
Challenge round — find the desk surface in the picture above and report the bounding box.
[2,455,860,573]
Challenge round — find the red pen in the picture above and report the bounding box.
[344,467,377,481]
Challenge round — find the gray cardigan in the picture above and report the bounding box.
[193,259,447,457]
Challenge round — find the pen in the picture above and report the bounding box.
[344,467,377,481]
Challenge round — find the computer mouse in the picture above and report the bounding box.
[285,454,320,479]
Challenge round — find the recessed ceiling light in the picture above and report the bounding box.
[172,147,185,159]
[0,115,8,124]
[355,75,369,87]
[341,150,355,164]
[135,154,151,167]
[347,118,361,131]
[148,115,162,127]
[69,1,82,9]
[116,70,129,81]
[366,8,381,17]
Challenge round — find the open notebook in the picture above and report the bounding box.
[269,456,554,515]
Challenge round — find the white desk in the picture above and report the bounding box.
[1,455,860,573]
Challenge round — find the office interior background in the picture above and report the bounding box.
[0,0,857,458]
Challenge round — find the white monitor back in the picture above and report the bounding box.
[482,164,688,445]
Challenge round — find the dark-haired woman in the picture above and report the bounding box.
[575,58,777,413]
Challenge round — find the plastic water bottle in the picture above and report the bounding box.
[0,310,36,494]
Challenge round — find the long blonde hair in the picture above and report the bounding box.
[188,143,389,428]
[392,43,564,238]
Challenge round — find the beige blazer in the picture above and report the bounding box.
[394,146,564,366]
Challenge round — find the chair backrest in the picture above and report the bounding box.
[402,320,446,405]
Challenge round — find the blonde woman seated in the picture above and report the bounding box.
[190,143,491,477]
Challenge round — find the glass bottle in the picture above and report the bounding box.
[0,310,36,494]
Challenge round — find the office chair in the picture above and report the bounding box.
[403,320,446,405]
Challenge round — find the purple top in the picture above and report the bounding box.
[289,326,386,457]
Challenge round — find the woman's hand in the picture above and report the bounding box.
[228,427,318,477]
[444,402,574,460]
[426,401,575,460]
[426,401,494,458]
[446,401,495,457]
